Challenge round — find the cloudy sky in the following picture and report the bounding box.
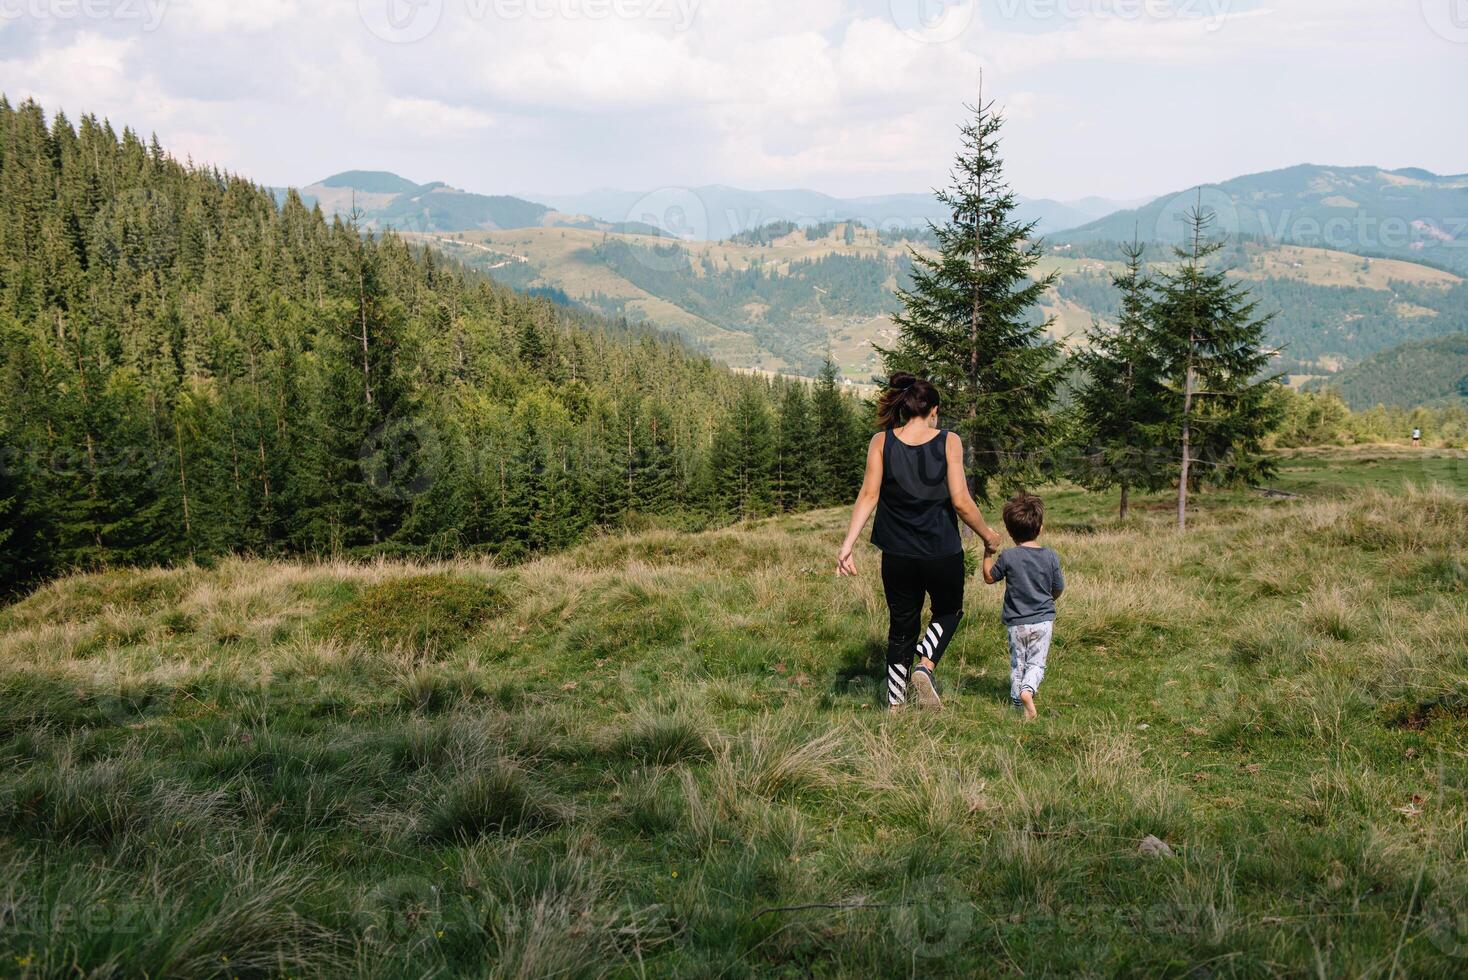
[2,0,1464,202]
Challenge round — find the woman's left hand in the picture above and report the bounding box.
[836,546,858,577]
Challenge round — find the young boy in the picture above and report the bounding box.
[982,492,1064,720]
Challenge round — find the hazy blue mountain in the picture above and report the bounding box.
[275,172,1139,239]
[271,172,556,232]
[1056,164,1468,273]
[528,186,1136,239]
[317,170,421,194]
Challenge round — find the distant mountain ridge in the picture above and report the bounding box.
[273,171,1143,239]
[1056,164,1468,273]
[529,185,1140,239]
[272,172,561,233]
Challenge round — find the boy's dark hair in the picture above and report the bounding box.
[1002,492,1044,544]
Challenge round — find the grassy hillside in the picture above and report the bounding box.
[1048,241,1468,380]
[412,224,915,374]
[3,451,1465,976]
[1308,333,1468,410]
[419,224,1468,386]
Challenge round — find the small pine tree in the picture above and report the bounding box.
[0,443,25,592]
[1148,201,1281,529]
[879,94,1060,499]
[774,381,815,511]
[810,357,864,505]
[710,386,775,521]
[1071,238,1170,519]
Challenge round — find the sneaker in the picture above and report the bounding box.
[911,666,942,710]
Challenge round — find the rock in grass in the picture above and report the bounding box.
[1138,835,1175,858]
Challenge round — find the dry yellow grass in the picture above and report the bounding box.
[2,458,1465,975]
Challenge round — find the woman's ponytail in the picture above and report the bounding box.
[876,372,940,430]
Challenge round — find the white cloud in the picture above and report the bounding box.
[0,0,1460,200]
[187,0,302,33]
[384,96,495,134]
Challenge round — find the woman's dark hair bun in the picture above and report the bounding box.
[877,372,940,429]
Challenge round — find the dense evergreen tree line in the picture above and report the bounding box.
[1271,388,1468,448]
[0,98,868,590]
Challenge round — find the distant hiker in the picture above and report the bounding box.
[1412,427,1422,448]
[983,493,1065,721]
[836,373,1003,711]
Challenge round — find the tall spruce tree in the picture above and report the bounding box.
[1148,201,1280,530]
[774,381,814,512]
[0,433,26,591]
[810,356,864,505]
[1071,238,1170,519]
[880,95,1060,499]
[710,386,775,521]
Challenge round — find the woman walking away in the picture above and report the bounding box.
[836,373,1003,711]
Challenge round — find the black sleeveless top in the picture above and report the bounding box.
[871,429,962,558]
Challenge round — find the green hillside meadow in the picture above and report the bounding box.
[1310,333,1468,410]
[2,450,1465,977]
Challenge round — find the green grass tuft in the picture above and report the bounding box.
[422,760,569,841]
[317,573,509,660]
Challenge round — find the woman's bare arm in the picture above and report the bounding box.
[836,433,884,576]
[945,434,1002,550]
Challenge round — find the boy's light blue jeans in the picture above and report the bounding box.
[1008,621,1053,705]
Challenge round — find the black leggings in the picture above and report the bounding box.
[881,551,965,705]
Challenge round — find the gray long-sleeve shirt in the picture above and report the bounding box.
[989,546,1064,626]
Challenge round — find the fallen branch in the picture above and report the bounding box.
[1252,486,1302,499]
[752,901,898,919]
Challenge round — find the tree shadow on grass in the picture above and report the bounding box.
[832,640,885,702]
[946,670,1013,703]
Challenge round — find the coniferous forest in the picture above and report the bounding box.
[0,98,867,591]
